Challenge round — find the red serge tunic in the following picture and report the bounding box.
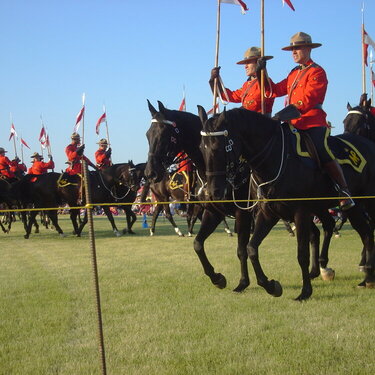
[271,59,328,130]
[0,155,15,178]
[28,160,55,175]
[95,149,111,170]
[223,77,275,114]
[10,161,27,174]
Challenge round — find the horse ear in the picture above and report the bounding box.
[147,100,157,116]
[158,101,166,113]
[197,105,208,124]
[347,102,352,111]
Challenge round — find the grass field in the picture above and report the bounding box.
[1,213,374,375]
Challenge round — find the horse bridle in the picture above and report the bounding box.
[150,118,184,170]
[200,129,248,190]
[201,125,286,199]
[345,109,371,137]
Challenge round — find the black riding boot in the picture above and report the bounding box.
[323,160,355,211]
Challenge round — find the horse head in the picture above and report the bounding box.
[344,94,375,142]
[145,100,184,183]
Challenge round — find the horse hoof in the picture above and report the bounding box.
[289,232,295,237]
[320,267,335,281]
[270,280,283,297]
[365,282,375,289]
[213,273,227,289]
[35,229,39,234]
[24,235,29,239]
[60,233,67,238]
[357,280,366,288]
[187,232,193,237]
[232,281,250,293]
[128,230,136,235]
[334,233,341,238]
[114,231,122,237]
[358,265,365,272]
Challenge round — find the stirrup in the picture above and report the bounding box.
[338,188,355,211]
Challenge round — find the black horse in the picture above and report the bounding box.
[199,106,375,300]
[344,94,375,142]
[76,162,143,236]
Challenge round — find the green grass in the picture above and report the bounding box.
[1,214,374,374]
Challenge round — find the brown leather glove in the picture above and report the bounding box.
[210,67,221,82]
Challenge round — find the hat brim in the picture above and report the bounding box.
[236,55,273,65]
[282,43,322,51]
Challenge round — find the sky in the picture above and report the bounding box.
[1,0,375,171]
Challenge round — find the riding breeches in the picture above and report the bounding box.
[300,126,334,164]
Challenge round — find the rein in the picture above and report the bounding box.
[98,171,131,201]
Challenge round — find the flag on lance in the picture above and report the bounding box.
[372,68,375,88]
[20,138,30,149]
[95,112,106,135]
[207,103,219,115]
[9,123,17,141]
[74,106,85,132]
[282,0,295,11]
[39,126,50,149]
[178,95,186,111]
[363,29,375,66]
[220,0,248,14]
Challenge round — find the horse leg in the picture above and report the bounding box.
[187,204,202,237]
[294,210,314,301]
[248,212,281,297]
[70,208,81,236]
[233,210,252,293]
[317,211,335,280]
[47,209,65,236]
[283,220,295,237]
[24,210,38,239]
[309,221,321,279]
[164,204,184,237]
[124,207,137,234]
[102,206,121,237]
[347,207,375,288]
[223,217,233,236]
[149,204,163,236]
[193,209,226,288]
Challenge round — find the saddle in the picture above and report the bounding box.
[286,124,367,173]
[169,171,191,198]
[57,172,81,188]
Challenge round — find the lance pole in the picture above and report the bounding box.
[212,0,221,115]
[10,114,18,158]
[21,142,24,163]
[361,4,366,93]
[103,105,112,164]
[370,50,374,103]
[80,93,86,202]
[260,0,265,115]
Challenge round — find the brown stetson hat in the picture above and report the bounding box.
[236,47,273,65]
[31,152,43,159]
[0,147,8,153]
[97,138,108,145]
[282,32,322,51]
[71,132,81,140]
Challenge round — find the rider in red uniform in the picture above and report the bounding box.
[210,46,275,115]
[28,152,55,175]
[65,133,95,175]
[259,32,354,210]
[95,138,112,170]
[10,156,27,176]
[0,147,16,179]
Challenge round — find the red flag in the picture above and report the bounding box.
[95,112,106,135]
[282,0,295,11]
[74,106,85,132]
[9,123,17,141]
[178,96,186,111]
[21,138,30,149]
[372,69,375,88]
[220,0,248,14]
